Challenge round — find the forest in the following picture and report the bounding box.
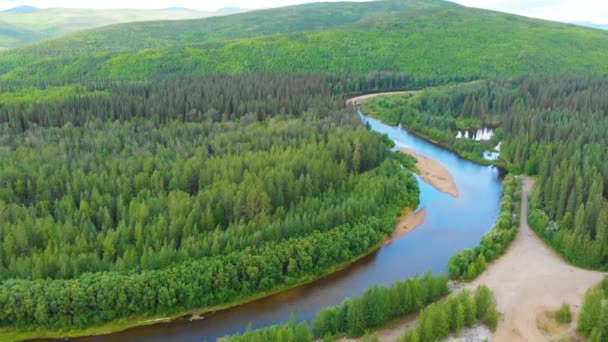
[0,0,606,339]
[1,5,608,84]
[363,76,608,270]
[0,0,451,53]
[577,277,608,341]
[0,75,421,330]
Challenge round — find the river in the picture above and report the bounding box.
[75,108,503,342]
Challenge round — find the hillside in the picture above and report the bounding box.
[0,0,454,56]
[1,4,607,84]
[0,8,215,49]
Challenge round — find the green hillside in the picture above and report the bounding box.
[0,8,215,49]
[0,0,454,56]
[1,5,607,84]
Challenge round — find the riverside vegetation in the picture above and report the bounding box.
[448,175,521,280]
[220,276,498,342]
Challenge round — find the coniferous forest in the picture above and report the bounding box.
[0,75,421,330]
[0,0,608,340]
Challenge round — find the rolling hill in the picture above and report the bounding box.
[0,0,454,56]
[0,1,607,84]
[0,7,215,49]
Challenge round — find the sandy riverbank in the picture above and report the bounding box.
[400,148,459,197]
[388,208,427,243]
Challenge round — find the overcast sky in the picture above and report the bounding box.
[1,0,607,24]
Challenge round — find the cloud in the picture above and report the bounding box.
[0,0,372,11]
[452,0,608,23]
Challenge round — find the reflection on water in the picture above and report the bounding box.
[74,114,503,342]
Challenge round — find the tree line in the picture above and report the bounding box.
[311,271,449,339]
[400,285,498,342]
[220,282,499,342]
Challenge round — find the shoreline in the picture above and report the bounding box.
[349,92,461,197]
[349,91,506,171]
[386,208,427,244]
[399,147,459,198]
[3,238,388,342]
[8,201,428,342]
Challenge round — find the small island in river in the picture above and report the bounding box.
[399,147,459,198]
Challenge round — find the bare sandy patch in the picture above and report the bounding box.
[535,309,573,341]
[444,324,493,342]
[373,315,418,342]
[400,148,458,197]
[468,177,607,342]
[335,314,417,342]
[387,208,427,244]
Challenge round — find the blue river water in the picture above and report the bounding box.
[75,112,503,342]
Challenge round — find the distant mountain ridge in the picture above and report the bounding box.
[162,7,198,11]
[2,5,40,13]
[573,21,608,30]
[2,0,455,55]
[217,7,245,14]
[0,7,216,49]
[0,0,607,84]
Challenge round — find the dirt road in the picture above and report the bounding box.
[346,91,416,106]
[468,176,606,341]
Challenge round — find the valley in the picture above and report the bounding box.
[0,0,606,341]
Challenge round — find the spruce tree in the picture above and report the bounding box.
[455,303,465,336]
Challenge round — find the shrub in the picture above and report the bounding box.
[555,303,571,324]
[475,285,499,332]
[577,288,604,336]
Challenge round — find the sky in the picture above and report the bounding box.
[0,0,607,24]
